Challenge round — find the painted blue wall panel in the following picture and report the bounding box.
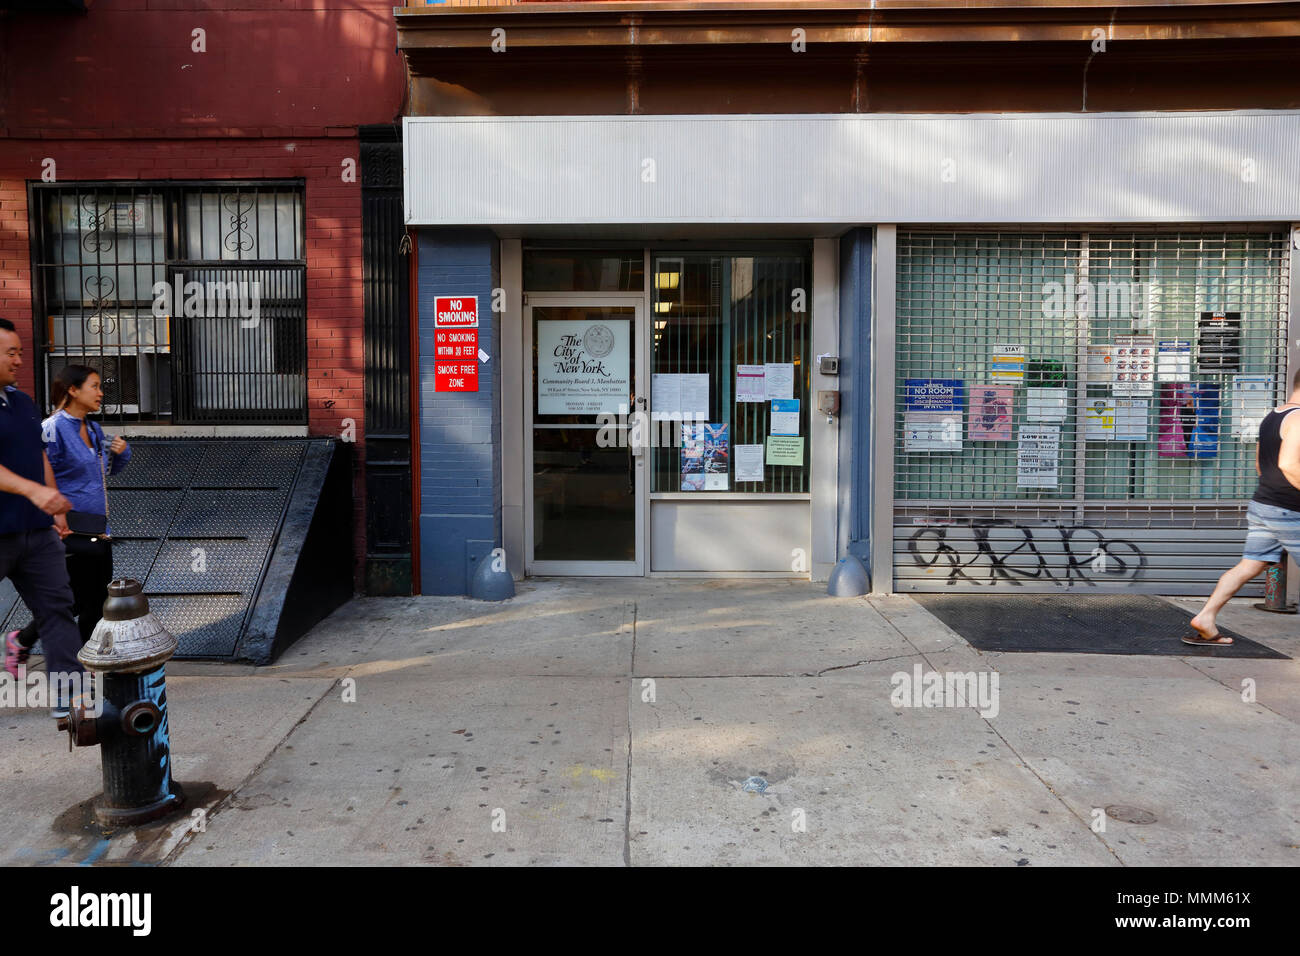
[417,229,501,595]
[838,228,873,572]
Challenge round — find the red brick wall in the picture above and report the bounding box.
[0,1,406,589]
[0,135,369,583]
[0,2,405,136]
[0,174,30,391]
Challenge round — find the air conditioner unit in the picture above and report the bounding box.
[49,353,167,416]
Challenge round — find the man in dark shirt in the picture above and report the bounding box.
[1188,369,1300,645]
[0,317,85,716]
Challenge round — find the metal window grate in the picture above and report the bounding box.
[170,263,307,424]
[30,182,306,426]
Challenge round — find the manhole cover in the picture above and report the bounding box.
[1105,805,1157,825]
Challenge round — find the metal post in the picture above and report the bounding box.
[869,226,897,594]
[1254,550,1298,613]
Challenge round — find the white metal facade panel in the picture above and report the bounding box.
[650,500,810,572]
[405,112,1300,226]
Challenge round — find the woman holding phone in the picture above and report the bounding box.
[4,365,131,657]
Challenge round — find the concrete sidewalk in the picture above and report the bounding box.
[2,580,1297,866]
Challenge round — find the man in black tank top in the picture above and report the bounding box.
[1188,369,1300,645]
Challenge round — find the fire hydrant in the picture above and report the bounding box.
[62,578,186,826]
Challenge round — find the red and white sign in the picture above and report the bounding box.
[433,296,479,391]
[434,327,479,392]
[434,296,478,328]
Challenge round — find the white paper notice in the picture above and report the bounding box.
[1233,375,1274,439]
[736,365,765,403]
[1086,345,1115,384]
[680,374,710,417]
[651,373,680,421]
[770,399,800,437]
[1084,399,1116,440]
[1017,426,1059,489]
[763,363,794,400]
[1113,399,1149,441]
[1026,387,1068,423]
[735,444,765,482]
[904,411,962,451]
[1157,340,1192,382]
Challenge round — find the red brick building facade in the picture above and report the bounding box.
[0,0,406,585]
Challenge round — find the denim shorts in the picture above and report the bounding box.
[1243,500,1300,562]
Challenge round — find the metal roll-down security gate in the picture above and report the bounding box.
[889,228,1291,595]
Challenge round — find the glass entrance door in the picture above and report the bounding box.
[525,299,645,574]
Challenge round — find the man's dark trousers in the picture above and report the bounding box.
[1,527,84,689]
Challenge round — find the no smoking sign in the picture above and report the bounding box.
[434,296,479,392]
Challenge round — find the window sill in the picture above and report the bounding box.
[650,492,810,501]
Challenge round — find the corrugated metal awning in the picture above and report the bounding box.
[404,111,1300,226]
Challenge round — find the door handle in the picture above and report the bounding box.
[630,396,646,458]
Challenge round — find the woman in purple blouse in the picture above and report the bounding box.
[6,365,131,649]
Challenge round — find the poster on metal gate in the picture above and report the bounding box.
[1113,334,1155,396]
[969,385,1013,441]
[1017,426,1060,488]
[1156,340,1192,382]
[1197,312,1241,373]
[904,378,965,451]
[1232,375,1274,440]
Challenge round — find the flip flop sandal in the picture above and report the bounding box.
[1181,632,1234,646]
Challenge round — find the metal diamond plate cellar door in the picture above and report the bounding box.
[0,440,311,659]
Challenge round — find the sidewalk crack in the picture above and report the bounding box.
[874,600,1126,867]
[158,674,345,866]
[808,646,956,677]
[1176,656,1294,722]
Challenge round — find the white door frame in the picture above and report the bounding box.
[524,293,648,576]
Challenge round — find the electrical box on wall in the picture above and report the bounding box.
[819,355,840,375]
[818,390,840,417]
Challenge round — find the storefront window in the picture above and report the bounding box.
[651,253,810,493]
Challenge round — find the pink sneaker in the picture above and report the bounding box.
[4,630,29,679]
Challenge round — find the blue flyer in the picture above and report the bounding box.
[904,379,964,413]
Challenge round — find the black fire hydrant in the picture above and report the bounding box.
[62,578,186,826]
